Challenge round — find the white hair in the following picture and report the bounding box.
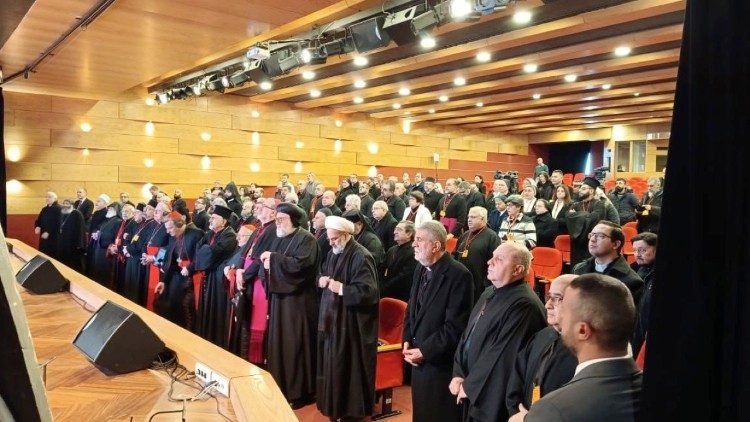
[346,194,361,210]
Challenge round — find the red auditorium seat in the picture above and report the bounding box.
[622,226,638,264]
[554,235,571,266]
[531,247,563,296]
[562,173,574,186]
[374,298,408,420]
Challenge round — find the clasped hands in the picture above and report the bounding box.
[449,377,467,404]
[401,342,424,367]
[318,276,343,294]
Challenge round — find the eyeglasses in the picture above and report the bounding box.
[545,294,563,305]
[587,232,611,241]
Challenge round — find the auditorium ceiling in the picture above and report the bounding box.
[0,0,684,135]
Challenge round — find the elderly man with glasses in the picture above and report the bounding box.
[573,221,644,305]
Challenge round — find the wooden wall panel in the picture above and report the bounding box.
[5,92,536,216]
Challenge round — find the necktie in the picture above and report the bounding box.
[416,267,432,312]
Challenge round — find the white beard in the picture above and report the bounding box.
[332,244,345,254]
[276,227,291,238]
[106,210,116,218]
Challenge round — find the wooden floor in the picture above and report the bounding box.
[294,386,413,421]
[11,253,237,421]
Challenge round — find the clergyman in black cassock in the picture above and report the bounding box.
[257,203,320,406]
[451,242,546,422]
[452,207,500,303]
[403,221,474,422]
[154,213,204,329]
[565,177,605,267]
[90,203,122,288]
[317,216,379,420]
[56,201,86,272]
[380,221,417,302]
[122,205,157,306]
[85,196,109,277]
[34,192,62,258]
[438,179,468,238]
[193,206,238,345]
[506,275,577,417]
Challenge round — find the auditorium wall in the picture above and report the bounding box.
[3,91,534,246]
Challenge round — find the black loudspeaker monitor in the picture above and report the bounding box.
[15,255,69,294]
[73,301,165,375]
[350,16,391,53]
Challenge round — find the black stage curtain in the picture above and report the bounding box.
[547,141,590,175]
[642,1,750,420]
[0,88,6,231]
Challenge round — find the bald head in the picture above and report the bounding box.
[322,190,336,206]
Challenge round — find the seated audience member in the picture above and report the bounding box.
[531,199,559,248]
[506,275,578,417]
[571,180,583,201]
[357,180,375,218]
[498,195,537,249]
[608,178,639,224]
[636,177,663,234]
[380,221,417,301]
[521,185,538,215]
[452,206,500,302]
[371,200,399,251]
[423,177,444,217]
[344,194,362,212]
[321,190,341,216]
[596,186,621,225]
[573,221,644,305]
[566,177,605,267]
[474,174,486,195]
[631,232,657,356]
[378,180,406,220]
[403,190,432,227]
[450,242,546,422]
[487,195,508,233]
[516,273,641,422]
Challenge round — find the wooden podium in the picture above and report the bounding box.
[7,239,295,421]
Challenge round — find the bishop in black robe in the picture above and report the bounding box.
[258,203,320,406]
[56,204,86,272]
[317,217,379,420]
[380,240,416,302]
[194,206,238,345]
[122,215,158,306]
[85,206,108,277]
[371,209,398,251]
[90,204,122,288]
[453,224,501,303]
[34,197,62,258]
[438,189,468,238]
[452,270,546,421]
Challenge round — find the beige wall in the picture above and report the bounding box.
[4,91,529,214]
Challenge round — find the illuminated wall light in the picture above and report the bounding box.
[420,36,436,49]
[259,81,273,90]
[354,80,367,89]
[335,119,343,127]
[334,139,343,153]
[80,122,92,132]
[602,84,612,90]
[82,148,90,156]
[295,141,305,149]
[250,162,261,172]
[145,98,156,106]
[201,155,211,169]
[251,131,260,145]
[310,89,322,98]
[353,97,364,104]
[402,120,411,134]
[200,132,212,141]
[353,56,368,66]
[145,121,155,136]
[564,74,577,83]
[513,10,533,25]
[144,158,155,168]
[6,179,22,195]
[142,183,154,199]
[251,110,260,118]
[476,51,491,62]
[612,124,626,141]
[522,63,538,73]
[302,71,316,80]
[392,103,402,110]
[439,95,449,102]
[367,142,379,154]
[453,77,466,86]
[6,146,21,162]
[532,93,542,100]
[614,46,632,57]
[450,0,473,18]
[294,161,303,173]
[398,87,411,96]
[583,96,598,101]
[367,166,378,178]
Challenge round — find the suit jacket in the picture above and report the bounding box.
[526,358,642,422]
[74,198,94,223]
[371,212,399,251]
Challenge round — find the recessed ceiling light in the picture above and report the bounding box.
[335,119,343,127]
[532,93,541,100]
[428,108,436,114]
[581,114,599,118]
[439,95,449,102]
[392,103,402,109]
[302,71,315,80]
[601,84,612,90]
[80,122,92,132]
[476,51,491,62]
[353,96,364,104]
[420,36,436,49]
[583,105,598,110]
[634,92,640,97]
[453,77,466,86]
[259,81,273,90]
[310,89,321,98]
[583,96,597,101]
[523,63,538,73]
[513,10,533,25]
[398,87,411,96]
[475,102,484,107]
[353,56,368,66]
[354,80,367,88]
[614,46,632,57]
[564,74,577,83]
[251,110,260,118]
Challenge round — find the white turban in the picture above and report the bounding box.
[325,216,355,234]
[98,194,111,204]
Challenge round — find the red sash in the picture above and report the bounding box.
[179,259,203,310]
[439,216,458,234]
[146,245,160,311]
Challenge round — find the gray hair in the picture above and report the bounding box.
[507,242,532,277]
[418,220,448,251]
[469,206,488,221]
[346,194,361,209]
[285,192,299,204]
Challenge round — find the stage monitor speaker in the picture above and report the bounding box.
[382,5,424,45]
[73,301,165,375]
[350,16,391,53]
[15,255,69,294]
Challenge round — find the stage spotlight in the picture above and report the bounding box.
[411,7,443,35]
[322,37,356,56]
[450,0,481,22]
[262,48,293,77]
[383,5,425,45]
[300,46,328,65]
[278,52,303,74]
[206,75,226,92]
[229,71,250,87]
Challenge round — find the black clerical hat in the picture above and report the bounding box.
[581,177,600,189]
[136,202,146,212]
[276,203,304,227]
[212,204,233,220]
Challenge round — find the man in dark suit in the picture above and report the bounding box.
[403,221,474,422]
[74,187,94,226]
[377,180,406,221]
[380,221,417,301]
[370,200,398,251]
[516,273,641,422]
